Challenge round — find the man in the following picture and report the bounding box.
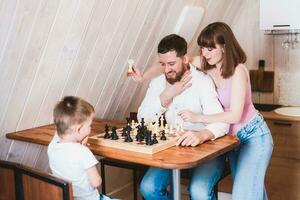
[137,34,229,200]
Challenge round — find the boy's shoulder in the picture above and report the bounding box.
[48,134,91,156]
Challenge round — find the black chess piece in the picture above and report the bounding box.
[141,118,145,128]
[103,125,110,139]
[125,117,132,131]
[124,130,133,142]
[160,130,167,140]
[152,133,158,144]
[136,129,142,141]
[145,131,153,145]
[122,127,126,137]
[126,117,130,124]
[105,124,109,132]
[111,127,119,140]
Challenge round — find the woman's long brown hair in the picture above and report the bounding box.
[197,22,246,78]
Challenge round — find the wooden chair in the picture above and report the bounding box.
[19,164,73,200]
[0,159,73,200]
[0,160,17,200]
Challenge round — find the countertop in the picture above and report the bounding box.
[261,111,300,122]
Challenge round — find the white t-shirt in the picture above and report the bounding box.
[48,134,99,200]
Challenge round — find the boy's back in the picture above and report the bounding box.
[48,96,103,200]
[48,134,99,200]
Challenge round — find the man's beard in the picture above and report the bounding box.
[165,65,187,85]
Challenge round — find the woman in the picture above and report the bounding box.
[129,22,273,200]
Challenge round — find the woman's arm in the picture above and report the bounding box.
[128,55,199,83]
[179,64,248,124]
[143,64,164,80]
[127,64,163,83]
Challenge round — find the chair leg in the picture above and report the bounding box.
[101,161,106,194]
[133,169,137,200]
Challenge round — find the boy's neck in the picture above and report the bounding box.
[59,133,79,143]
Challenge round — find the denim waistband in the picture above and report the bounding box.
[236,113,268,142]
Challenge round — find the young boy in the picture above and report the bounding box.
[48,96,111,200]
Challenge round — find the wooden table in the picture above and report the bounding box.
[6,119,240,200]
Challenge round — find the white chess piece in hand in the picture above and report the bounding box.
[126,59,144,83]
[127,59,134,73]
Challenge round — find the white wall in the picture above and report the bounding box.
[0,0,203,195]
[129,0,300,113]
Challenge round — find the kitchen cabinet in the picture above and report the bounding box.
[265,118,300,200]
[218,112,300,200]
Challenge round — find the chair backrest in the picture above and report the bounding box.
[19,165,73,200]
[0,160,73,200]
[0,160,17,200]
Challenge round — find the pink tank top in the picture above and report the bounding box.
[216,65,258,134]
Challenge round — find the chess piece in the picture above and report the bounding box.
[153,121,158,135]
[111,127,119,140]
[152,133,158,144]
[141,118,145,128]
[159,115,164,130]
[136,129,142,141]
[145,131,153,145]
[164,124,169,134]
[125,130,133,142]
[160,130,167,140]
[127,59,134,73]
[131,120,136,130]
[126,117,130,124]
[104,124,110,139]
[122,127,126,136]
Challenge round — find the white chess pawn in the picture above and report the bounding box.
[131,120,135,130]
[164,124,169,134]
[147,122,153,131]
[133,128,138,136]
[127,59,134,73]
[153,124,158,134]
[160,115,164,128]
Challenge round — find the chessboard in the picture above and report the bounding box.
[88,116,183,154]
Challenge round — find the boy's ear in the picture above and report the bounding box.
[72,124,81,134]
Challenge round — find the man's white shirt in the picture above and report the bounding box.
[137,65,229,139]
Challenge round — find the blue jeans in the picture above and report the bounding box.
[100,194,112,200]
[228,113,273,200]
[140,155,225,200]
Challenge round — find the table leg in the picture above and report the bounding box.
[172,169,181,200]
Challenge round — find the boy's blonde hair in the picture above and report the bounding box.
[53,96,94,136]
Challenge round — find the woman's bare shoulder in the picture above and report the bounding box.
[233,63,248,81]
